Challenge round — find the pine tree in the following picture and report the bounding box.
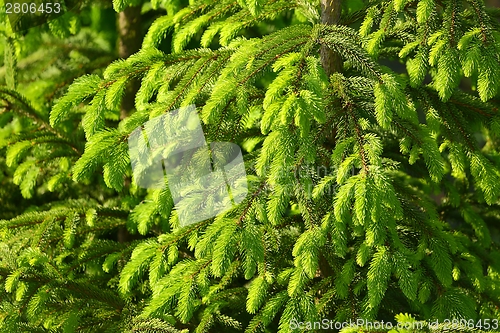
[1,0,500,332]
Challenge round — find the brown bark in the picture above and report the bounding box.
[117,6,142,243]
[485,0,500,7]
[320,0,343,77]
[320,0,343,151]
[118,6,142,120]
[318,0,343,279]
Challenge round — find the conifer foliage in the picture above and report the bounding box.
[1,0,500,332]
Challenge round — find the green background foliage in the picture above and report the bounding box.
[0,0,500,332]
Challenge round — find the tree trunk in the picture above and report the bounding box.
[117,6,142,243]
[320,0,343,77]
[318,0,343,279]
[486,0,500,7]
[118,6,142,120]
